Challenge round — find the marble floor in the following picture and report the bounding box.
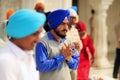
[89,52,119,80]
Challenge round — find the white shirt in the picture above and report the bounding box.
[67,25,80,42]
[0,41,39,80]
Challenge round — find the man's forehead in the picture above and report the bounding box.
[63,17,69,22]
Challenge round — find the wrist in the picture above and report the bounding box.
[65,57,71,62]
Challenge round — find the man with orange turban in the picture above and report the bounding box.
[34,2,51,38]
[0,9,15,46]
[34,2,45,13]
[6,9,15,19]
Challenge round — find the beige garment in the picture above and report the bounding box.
[67,25,82,80]
[67,25,82,51]
[0,38,5,47]
[0,20,8,41]
[114,22,120,48]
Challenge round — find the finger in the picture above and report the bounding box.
[63,42,68,47]
[68,44,72,48]
[61,45,66,50]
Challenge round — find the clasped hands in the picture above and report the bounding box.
[61,43,76,62]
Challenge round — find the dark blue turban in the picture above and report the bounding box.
[48,9,70,29]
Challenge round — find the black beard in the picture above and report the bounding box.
[54,30,66,38]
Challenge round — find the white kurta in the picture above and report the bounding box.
[67,25,83,51]
[0,41,39,80]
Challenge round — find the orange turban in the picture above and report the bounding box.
[34,2,45,11]
[6,9,15,19]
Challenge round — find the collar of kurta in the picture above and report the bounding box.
[47,31,66,43]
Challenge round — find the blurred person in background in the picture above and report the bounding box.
[89,9,96,41]
[34,2,45,13]
[113,20,120,79]
[67,8,82,80]
[0,9,15,46]
[76,21,95,80]
[34,2,51,37]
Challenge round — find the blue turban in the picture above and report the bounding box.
[6,9,46,38]
[48,9,70,29]
[71,6,78,12]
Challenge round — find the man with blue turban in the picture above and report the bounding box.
[35,9,80,80]
[0,9,46,80]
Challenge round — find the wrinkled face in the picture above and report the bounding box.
[15,27,43,50]
[70,16,76,25]
[76,27,86,37]
[79,31,86,37]
[54,18,69,38]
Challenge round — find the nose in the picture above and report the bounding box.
[64,23,68,29]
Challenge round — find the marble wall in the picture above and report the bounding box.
[107,0,120,54]
[78,0,120,55]
[0,0,72,25]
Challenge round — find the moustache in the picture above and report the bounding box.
[62,29,68,32]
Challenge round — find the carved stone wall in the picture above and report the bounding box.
[0,0,21,24]
[88,0,114,67]
[77,0,117,68]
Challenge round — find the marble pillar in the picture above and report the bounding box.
[89,0,114,68]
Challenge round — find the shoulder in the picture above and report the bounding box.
[41,34,49,43]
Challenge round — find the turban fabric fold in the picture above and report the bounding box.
[6,9,46,38]
[71,6,78,12]
[48,9,70,29]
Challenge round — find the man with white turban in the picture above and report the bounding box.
[67,8,83,80]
